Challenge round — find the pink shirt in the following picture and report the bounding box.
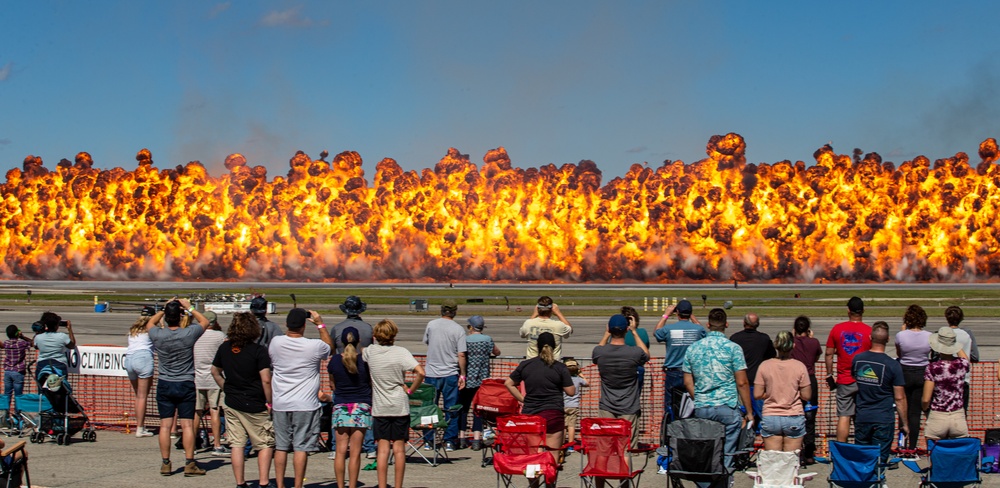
[755,358,810,416]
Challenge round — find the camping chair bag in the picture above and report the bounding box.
[666,418,727,476]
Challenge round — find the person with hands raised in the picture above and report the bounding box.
[33,311,76,387]
[145,298,210,477]
[268,308,332,488]
[519,296,573,360]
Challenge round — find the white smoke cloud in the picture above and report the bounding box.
[0,62,12,82]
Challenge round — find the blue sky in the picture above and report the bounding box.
[1,1,997,180]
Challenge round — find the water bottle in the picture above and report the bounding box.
[897,432,906,450]
[483,427,494,446]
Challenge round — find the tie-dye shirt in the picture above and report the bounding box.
[683,331,747,408]
[924,357,969,412]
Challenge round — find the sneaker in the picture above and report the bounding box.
[567,446,575,453]
[422,443,433,451]
[136,428,154,438]
[174,438,184,450]
[212,446,231,457]
[366,451,377,459]
[445,441,456,452]
[160,461,173,476]
[469,440,483,451]
[328,451,336,460]
[236,483,251,488]
[259,482,277,488]
[183,461,206,476]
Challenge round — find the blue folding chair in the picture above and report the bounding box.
[903,438,981,488]
[821,441,886,488]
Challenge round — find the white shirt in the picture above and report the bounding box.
[268,335,331,411]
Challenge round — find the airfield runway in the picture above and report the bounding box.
[1,281,997,361]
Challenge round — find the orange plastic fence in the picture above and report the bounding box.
[14,350,1000,446]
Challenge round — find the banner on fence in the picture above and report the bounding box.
[66,345,128,377]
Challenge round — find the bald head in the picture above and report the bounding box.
[743,313,759,330]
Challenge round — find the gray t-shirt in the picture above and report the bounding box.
[149,326,205,382]
[332,317,374,354]
[363,344,419,417]
[422,318,467,377]
[592,343,649,415]
[257,318,285,348]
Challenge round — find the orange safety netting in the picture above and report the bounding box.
[16,351,1000,446]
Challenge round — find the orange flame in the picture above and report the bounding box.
[2,133,999,282]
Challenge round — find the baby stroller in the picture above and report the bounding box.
[472,378,522,468]
[22,362,96,445]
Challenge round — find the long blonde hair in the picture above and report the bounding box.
[342,330,359,374]
[129,316,148,337]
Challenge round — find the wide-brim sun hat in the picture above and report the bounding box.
[928,326,962,355]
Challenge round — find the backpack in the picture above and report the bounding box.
[983,429,1000,473]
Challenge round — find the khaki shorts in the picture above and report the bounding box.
[564,408,580,429]
[835,382,858,417]
[195,389,224,411]
[598,409,641,448]
[224,408,275,451]
[924,409,968,440]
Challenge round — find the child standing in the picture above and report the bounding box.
[562,358,588,450]
[3,325,32,419]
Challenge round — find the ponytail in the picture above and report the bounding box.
[342,331,359,374]
[539,344,555,366]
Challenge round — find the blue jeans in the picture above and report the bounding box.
[855,421,894,464]
[663,369,685,422]
[693,405,743,487]
[424,375,460,445]
[3,371,23,412]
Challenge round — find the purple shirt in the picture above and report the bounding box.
[3,339,31,373]
[895,329,932,367]
[924,357,969,412]
[791,335,821,376]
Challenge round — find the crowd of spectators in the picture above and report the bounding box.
[2,294,988,488]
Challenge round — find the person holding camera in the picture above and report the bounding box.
[33,312,77,386]
[145,298,211,477]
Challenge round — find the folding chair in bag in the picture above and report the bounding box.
[0,440,30,488]
[745,450,817,488]
[404,383,450,466]
[819,441,887,488]
[472,378,522,468]
[903,437,981,488]
[578,417,653,488]
[492,415,559,488]
[659,417,729,488]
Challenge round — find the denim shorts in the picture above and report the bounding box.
[124,350,154,380]
[760,415,806,439]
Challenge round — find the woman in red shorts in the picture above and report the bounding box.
[505,332,576,488]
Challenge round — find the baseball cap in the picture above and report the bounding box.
[287,308,309,329]
[441,299,458,311]
[250,296,268,315]
[676,299,694,315]
[203,311,218,324]
[608,314,629,333]
[847,296,864,314]
[467,315,486,330]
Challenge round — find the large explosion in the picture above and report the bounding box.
[2,133,999,282]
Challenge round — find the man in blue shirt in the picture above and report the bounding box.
[851,322,906,464]
[654,299,706,421]
[683,308,752,486]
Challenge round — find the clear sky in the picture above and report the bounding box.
[1,1,997,180]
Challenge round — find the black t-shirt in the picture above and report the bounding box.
[509,357,573,414]
[852,351,904,423]
[327,353,373,405]
[730,329,776,383]
[212,342,271,413]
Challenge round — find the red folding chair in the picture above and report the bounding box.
[473,378,522,468]
[493,415,559,488]
[578,417,653,488]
